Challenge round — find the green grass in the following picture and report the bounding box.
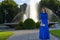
[0,31,13,40]
[50,30,60,38]
[0,24,3,26]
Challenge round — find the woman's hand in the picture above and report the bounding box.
[40,23,45,26]
[40,20,45,26]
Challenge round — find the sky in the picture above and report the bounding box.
[0,0,41,8]
[0,0,3,2]
[0,0,41,5]
[0,0,30,5]
[0,0,30,7]
[14,0,30,5]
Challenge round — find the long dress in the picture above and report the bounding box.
[39,12,50,40]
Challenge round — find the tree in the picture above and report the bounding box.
[0,0,19,23]
[39,0,60,18]
[0,2,3,23]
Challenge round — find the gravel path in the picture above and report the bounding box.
[7,30,60,40]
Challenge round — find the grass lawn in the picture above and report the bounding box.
[50,30,60,38]
[0,31,13,40]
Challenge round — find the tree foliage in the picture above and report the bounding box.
[0,0,19,23]
[40,0,60,18]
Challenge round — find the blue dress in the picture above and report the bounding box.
[39,12,50,40]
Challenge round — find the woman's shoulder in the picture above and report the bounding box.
[40,12,43,14]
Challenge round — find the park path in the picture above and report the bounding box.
[7,29,60,40]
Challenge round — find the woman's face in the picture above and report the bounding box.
[42,8,45,13]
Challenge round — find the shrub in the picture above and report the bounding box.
[15,21,24,30]
[36,21,40,29]
[57,19,60,24]
[24,18,36,29]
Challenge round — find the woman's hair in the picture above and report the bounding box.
[41,7,47,13]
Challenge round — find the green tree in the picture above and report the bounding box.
[0,2,3,23]
[0,0,19,23]
[39,0,60,18]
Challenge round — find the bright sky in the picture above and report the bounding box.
[0,0,29,7]
[0,0,41,5]
[0,0,29,5]
[0,0,3,2]
[14,0,30,5]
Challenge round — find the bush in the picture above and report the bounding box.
[36,21,40,29]
[15,21,24,30]
[57,19,60,24]
[24,18,36,29]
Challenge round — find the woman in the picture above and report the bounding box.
[39,7,50,40]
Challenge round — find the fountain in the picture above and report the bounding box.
[4,0,60,28]
[46,8,59,22]
[11,0,59,23]
[29,0,40,22]
[23,0,40,22]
